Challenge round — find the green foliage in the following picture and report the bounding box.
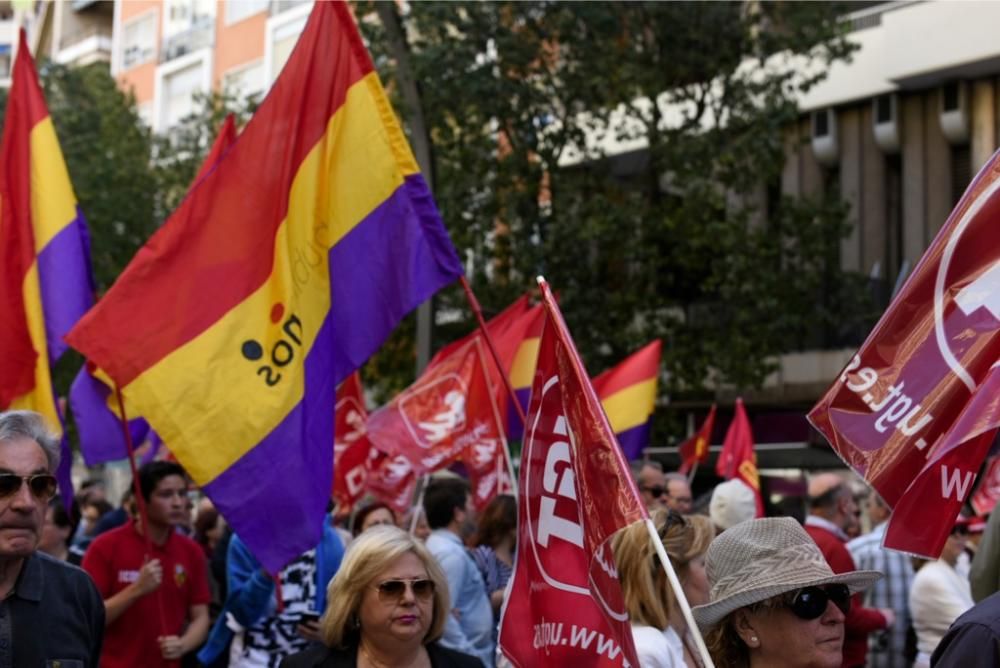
[354,1,871,437]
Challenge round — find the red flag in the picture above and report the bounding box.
[367,338,509,475]
[971,454,1000,516]
[809,148,1000,557]
[716,399,764,517]
[332,372,375,510]
[678,403,716,475]
[498,279,644,668]
[366,450,417,515]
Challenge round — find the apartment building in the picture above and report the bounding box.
[112,0,312,131]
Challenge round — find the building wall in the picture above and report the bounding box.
[213,8,266,88]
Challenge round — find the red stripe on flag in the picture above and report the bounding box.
[65,3,374,386]
[0,37,51,406]
[591,339,661,397]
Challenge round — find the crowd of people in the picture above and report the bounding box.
[7,408,1000,667]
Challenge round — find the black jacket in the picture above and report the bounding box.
[280,641,484,668]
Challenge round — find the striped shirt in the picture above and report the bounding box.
[848,522,914,668]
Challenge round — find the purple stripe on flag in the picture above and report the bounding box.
[202,174,461,572]
[70,367,149,465]
[37,208,95,362]
[56,434,74,512]
[328,173,462,382]
[616,421,652,461]
[507,387,532,441]
[203,308,336,572]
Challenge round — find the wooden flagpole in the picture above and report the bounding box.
[113,387,168,636]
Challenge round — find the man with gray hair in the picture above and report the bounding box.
[0,410,104,665]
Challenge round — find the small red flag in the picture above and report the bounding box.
[498,278,644,668]
[332,372,375,510]
[716,399,764,517]
[809,148,1000,557]
[679,404,717,475]
[366,451,417,515]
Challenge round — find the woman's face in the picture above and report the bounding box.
[361,508,396,533]
[941,531,967,567]
[681,555,710,607]
[358,551,434,648]
[740,596,846,668]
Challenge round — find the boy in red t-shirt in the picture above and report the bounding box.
[83,461,211,667]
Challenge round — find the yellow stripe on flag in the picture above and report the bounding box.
[30,117,78,251]
[510,338,540,389]
[600,378,657,433]
[10,263,61,435]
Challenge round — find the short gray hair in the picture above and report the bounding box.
[0,411,60,472]
[630,459,663,481]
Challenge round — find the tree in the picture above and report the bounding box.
[356,2,872,434]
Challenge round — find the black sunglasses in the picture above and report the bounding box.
[784,584,851,620]
[642,485,665,498]
[374,578,435,603]
[0,473,57,500]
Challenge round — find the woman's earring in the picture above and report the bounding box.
[749,635,759,646]
[353,615,361,629]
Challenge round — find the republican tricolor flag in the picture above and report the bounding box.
[66,3,463,571]
[593,340,661,460]
[0,34,95,499]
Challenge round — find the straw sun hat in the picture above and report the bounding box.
[692,517,882,630]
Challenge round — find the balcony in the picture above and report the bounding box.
[56,26,112,66]
[160,16,213,64]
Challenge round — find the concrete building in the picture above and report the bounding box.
[111,0,311,131]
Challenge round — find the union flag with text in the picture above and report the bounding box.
[66,2,462,572]
[809,147,1000,558]
[498,279,644,668]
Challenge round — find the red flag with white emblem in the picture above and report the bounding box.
[332,372,375,510]
[367,338,509,479]
[498,278,644,668]
[809,148,1000,557]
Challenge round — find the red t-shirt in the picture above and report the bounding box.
[82,522,211,668]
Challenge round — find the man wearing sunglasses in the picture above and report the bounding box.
[631,460,669,511]
[0,410,104,666]
[805,474,894,668]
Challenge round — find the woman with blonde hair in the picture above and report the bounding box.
[612,509,714,667]
[281,526,482,668]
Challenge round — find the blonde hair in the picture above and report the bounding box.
[319,525,450,648]
[612,510,714,629]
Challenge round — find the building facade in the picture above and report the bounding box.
[112,0,311,131]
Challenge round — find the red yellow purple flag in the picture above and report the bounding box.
[0,34,95,499]
[592,340,662,460]
[66,3,462,571]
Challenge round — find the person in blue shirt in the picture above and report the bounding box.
[198,517,344,668]
[424,478,495,667]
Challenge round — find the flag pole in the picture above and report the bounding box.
[113,386,168,637]
[459,276,528,427]
[475,338,519,496]
[687,461,699,485]
[409,474,431,534]
[644,519,715,668]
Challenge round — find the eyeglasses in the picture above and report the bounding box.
[0,473,57,500]
[374,578,435,603]
[642,485,665,498]
[784,584,851,620]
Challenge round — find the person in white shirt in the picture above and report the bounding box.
[910,521,974,668]
[612,509,714,668]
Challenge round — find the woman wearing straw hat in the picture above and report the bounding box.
[692,517,882,668]
[613,509,714,667]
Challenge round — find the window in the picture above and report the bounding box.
[223,59,265,102]
[122,12,156,70]
[225,0,269,25]
[163,0,215,40]
[163,61,205,130]
[265,3,311,83]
